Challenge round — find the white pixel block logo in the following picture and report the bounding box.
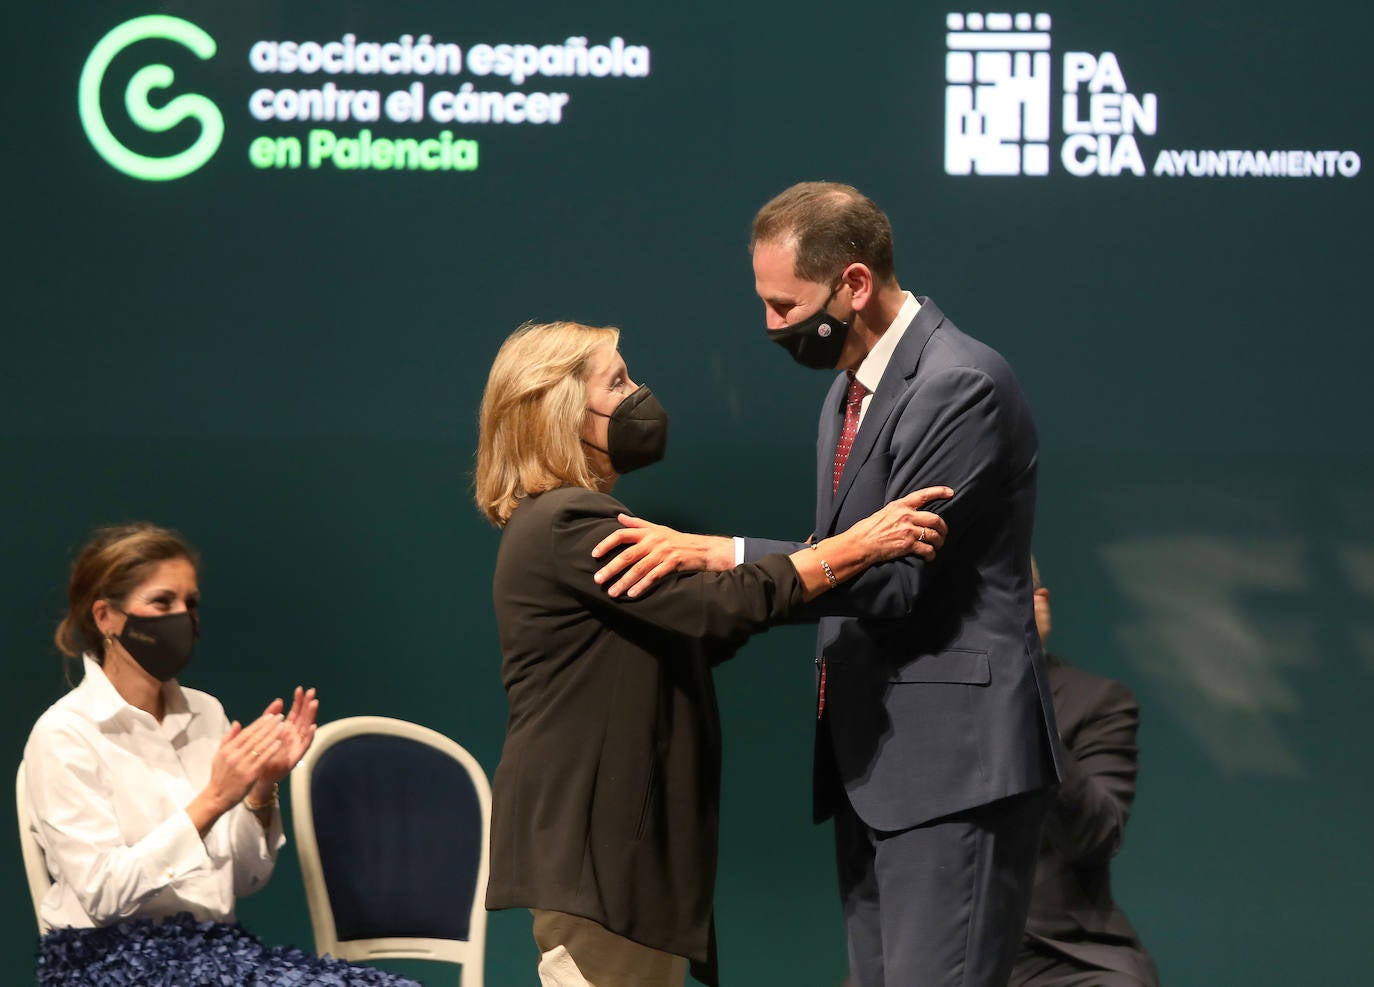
[945,12,1052,176]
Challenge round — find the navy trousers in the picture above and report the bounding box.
[836,789,1048,987]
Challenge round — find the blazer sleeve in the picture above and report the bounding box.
[1044,678,1141,864]
[775,365,1008,621]
[550,491,806,647]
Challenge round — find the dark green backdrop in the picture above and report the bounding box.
[4,1,1371,983]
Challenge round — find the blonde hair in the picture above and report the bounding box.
[56,522,200,660]
[475,321,621,527]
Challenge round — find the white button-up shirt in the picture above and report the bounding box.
[23,655,284,930]
[851,292,921,426]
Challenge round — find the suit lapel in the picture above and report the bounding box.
[827,297,945,529]
[816,372,848,526]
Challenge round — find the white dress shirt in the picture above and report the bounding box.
[23,655,284,930]
[851,292,921,426]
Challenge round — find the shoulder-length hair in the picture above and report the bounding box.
[475,321,620,527]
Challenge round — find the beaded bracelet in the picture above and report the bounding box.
[810,541,838,588]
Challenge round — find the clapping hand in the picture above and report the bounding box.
[206,711,287,813]
[190,689,319,834]
[255,687,319,786]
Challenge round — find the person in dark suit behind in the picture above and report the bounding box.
[592,182,1063,987]
[1011,558,1161,987]
[473,320,955,987]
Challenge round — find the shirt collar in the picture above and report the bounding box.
[79,653,130,723]
[78,652,193,728]
[853,292,921,395]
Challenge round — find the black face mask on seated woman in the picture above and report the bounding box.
[582,385,670,474]
[111,606,198,682]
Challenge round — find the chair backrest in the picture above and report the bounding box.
[16,762,53,934]
[291,716,491,987]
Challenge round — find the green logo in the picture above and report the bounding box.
[79,16,223,181]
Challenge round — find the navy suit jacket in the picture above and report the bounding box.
[744,297,1064,831]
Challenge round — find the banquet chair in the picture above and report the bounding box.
[16,762,53,933]
[291,716,490,987]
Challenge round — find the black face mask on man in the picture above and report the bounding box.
[583,385,670,474]
[767,282,851,370]
[111,607,198,682]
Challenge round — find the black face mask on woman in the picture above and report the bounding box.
[767,282,851,370]
[583,385,670,474]
[112,607,198,682]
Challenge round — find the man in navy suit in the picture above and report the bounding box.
[594,182,1063,987]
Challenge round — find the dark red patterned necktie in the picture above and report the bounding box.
[820,372,868,719]
[832,372,868,494]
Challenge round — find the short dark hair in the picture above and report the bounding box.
[751,181,896,285]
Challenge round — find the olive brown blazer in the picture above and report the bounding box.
[486,485,805,985]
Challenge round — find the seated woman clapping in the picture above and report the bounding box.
[24,522,420,987]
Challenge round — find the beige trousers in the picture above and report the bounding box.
[532,909,688,987]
